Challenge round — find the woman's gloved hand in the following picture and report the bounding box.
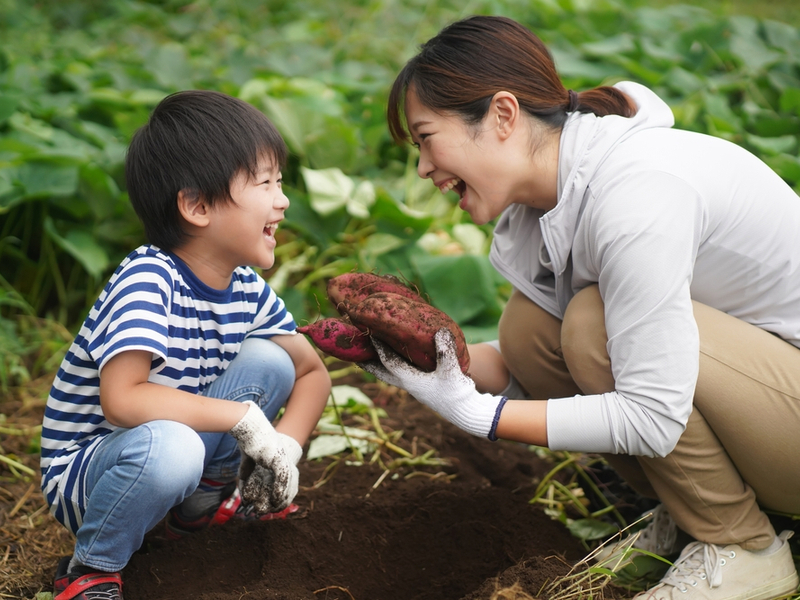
[360,329,507,440]
[229,401,295,512]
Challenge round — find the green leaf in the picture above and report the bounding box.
[412,254,499,324]
[729,16,782,71]
[301,166,354,216]
[16,162,79,198]
[567,518,619,541]
[745,133,797,156]
[779,88,800,116]
[151,43,193,89]
[0,93,19,123]
[330,385,373,407]
[764,154,800,184]
[43,218,110,279]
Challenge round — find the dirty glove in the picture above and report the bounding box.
[229,401,295,512]
[240,433,302,514]
[361,329,508,440]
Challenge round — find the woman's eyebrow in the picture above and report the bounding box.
[410,120,432,132]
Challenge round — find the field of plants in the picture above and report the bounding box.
[1,0,799,598]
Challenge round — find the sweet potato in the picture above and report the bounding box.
[297,318,377,362]
[345,292,470,374]
[327,272,423,315]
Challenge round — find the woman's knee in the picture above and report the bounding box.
[562,285,615,394]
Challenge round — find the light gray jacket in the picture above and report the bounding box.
[489,82,800,457]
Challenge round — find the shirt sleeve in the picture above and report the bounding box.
[85,258,173,374]
[246,272,297,339]
[546,170,704,458]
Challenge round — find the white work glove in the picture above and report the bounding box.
[240,433,302,514]
[229,401,295,513]
[361,329,508,440]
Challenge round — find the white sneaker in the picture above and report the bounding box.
[593,504,683,567]
[633,531,799,600]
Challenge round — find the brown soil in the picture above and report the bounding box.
[1,378,628,600]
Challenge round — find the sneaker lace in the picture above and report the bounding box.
[660,541,735,592]
[636,504,678,554]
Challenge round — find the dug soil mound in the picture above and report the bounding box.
[123,390,590,600]
[3,380,631,600]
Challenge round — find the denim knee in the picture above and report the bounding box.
[143,421,206,498]
[111,421,205,503]
[207,337,296,420]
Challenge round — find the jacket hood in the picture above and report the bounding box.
[489,81,675,317]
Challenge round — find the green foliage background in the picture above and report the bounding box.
[1,0,799,390]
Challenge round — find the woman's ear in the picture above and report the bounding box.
[177,189,210,228]
[490,92,520,140]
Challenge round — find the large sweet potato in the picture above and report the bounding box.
[345,292,470,374]
[297,318,377,362]
[327,272,423,315]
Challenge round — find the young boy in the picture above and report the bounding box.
[40,90,331,600]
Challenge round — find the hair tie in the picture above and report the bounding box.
[567,89,579,112]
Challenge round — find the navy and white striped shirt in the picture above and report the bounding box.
[40,245,296,533]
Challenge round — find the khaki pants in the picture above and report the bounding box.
[498,285,800,550]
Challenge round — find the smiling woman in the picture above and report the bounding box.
[368,14,800,600]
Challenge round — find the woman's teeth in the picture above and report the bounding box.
[439,178,461,194]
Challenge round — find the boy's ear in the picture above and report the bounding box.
[177,188,210,228]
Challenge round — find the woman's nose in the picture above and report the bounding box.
[417,151,434,179]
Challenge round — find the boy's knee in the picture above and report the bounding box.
[140,421,205,491]
[239,337,295,392]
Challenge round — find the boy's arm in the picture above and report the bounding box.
[99,350,248,430]
[269,333,331,446]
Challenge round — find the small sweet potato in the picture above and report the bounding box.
[327,272,423,315]
[297,318,377,362]
[345,292,470,374]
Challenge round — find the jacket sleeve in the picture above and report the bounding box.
[546,170,704,457]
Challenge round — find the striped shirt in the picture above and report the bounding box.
[40,245,296,533]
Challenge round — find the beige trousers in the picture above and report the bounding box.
[498,285,800,550]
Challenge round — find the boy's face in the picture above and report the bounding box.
[208,160,289,272]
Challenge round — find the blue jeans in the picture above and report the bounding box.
[73,337,295,572]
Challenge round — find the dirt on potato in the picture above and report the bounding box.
[2,379,627,600]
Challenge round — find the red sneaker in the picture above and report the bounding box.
[54,558,123,600]
[165,487,298,540]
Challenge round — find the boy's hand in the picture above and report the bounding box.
[241,433,303,514]
[229,401,295,512]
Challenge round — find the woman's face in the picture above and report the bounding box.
[404,90,519,225]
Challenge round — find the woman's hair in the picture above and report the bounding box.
[387,15,636,143]
[125,90,287,251]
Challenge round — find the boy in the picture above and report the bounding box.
[40,90,331,600]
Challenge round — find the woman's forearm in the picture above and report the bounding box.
[493,399,549,446]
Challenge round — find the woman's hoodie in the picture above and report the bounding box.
[489,82,800,457]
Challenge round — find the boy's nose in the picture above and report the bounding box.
[277,192,290,210]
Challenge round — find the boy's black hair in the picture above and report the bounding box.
[125,90,287,251]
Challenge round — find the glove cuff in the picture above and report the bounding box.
[452,392,506,440]
[279,433,303,465]
[229,400,259,435]
[487,396,509,441]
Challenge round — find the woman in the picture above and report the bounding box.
[365,15,800,600]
